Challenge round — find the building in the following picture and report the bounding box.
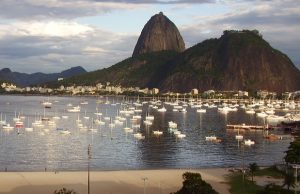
[191,88,199,95]
[152,88,159,95]
[238,90,248,97]
[257,90,276,98]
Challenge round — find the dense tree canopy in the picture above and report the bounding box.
[285,138,300,164]
[172,172,219,194]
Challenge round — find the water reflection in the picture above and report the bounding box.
[0,95,292,171]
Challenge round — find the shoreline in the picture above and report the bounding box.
[0,168,230,194]
[1,93,299,102]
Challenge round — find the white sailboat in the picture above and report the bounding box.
[153,130,163,135]
[3,123,14,131]
[235,128,243,140]
[88,118,97,133]
[25,118,33,132]
[67,106,80,113]
[244,139,255,146]
[157,106,167,112]
[83,110,90,120]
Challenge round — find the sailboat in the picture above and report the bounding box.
[83,110,90,120]
[124,119,133,133]
[41,107,50,121]
[13,111,21,122]
[3,123,14,131]
[41,97,52,108]
[89,118,97,133]
[153,129,163,135]
[235,128,243,140]
[244,139,255,146]
[157,105,167,112]
[0,113,7,125]
[62,109,69,119]
[101,108,109,120]
[25,117,33,132]
[67,105,80,113]
[57,127,71,135]
[52,110,61,120]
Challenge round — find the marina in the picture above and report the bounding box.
[0,95,298,171]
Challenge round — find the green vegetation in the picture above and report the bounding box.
[228,172,262,194]
[222,30,270,52]
[254,166,283,178]
[227,164,297,194]
[285,137,300,164]
[257,183,294,194]
[249,163,259,182]
[50,50,178,88]
[54,188,77,194]
[42,29,298,93]
[172,172,219,194]
[171,38,220,79]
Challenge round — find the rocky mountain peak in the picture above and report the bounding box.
[132,12,185,57]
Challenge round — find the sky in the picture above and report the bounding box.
[0,0,299,73]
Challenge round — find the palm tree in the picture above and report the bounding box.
[249,162,259,182]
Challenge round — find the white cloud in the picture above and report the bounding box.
[0,20,137,73]
[0,21,93,38]
[0,0,147,20]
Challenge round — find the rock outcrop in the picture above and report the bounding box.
[132,12,185,57]
[159,30,300,93]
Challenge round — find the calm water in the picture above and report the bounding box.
[0,95,291,171]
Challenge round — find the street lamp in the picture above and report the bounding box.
[88,144,92,194]
[142,177,148,194]
[242,142,245,184]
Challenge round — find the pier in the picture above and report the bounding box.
[226,124,271,130]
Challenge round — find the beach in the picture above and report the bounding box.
[0,169,230,194]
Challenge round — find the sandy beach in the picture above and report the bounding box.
[0,169,230,194]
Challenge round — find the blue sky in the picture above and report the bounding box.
[0,0,299,73]
[78,3,229,33]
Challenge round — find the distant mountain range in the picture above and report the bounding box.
[29,13,300,93]
[0,66,86,87]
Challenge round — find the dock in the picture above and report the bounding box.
[226,124,271,130]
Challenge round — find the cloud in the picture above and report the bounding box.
[0,21,93,38]
[93,0,215,3]
[0,0,144,20]
[0,0,213,20]
[0,20,137,73]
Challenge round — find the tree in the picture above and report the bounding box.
[54,188,77,194]
[284,138,300,164]
[282,171,295,191]
[249,163,259,182]
[172,172,219,194]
